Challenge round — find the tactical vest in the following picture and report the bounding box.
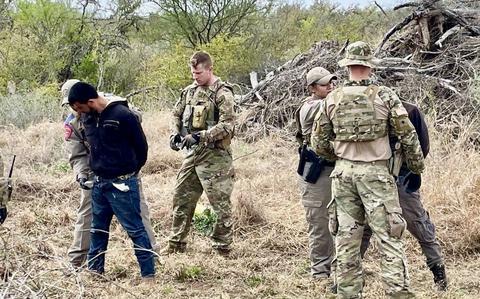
[181,81,233,134]
[180,81,234,149]
[331,85,388,142]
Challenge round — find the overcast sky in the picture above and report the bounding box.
[135,0,409,16]
[341,0,401,7]
[295,0,407,8]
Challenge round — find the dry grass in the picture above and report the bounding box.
[1,110,480,298]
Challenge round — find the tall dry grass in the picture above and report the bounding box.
[0,110,479,298]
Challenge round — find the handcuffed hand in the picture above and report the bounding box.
[169,133,182,151]
[0,207,7,224]
[181,133,200,150]
[78,177,92,190]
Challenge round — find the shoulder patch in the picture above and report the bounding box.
[64,123,73,141]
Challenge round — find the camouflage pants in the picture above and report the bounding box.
[298,165,334,278]
[0,157,11,225]
[361,178,444,269]
[0,157,7,209]
[169,145,234,249]
[330,159,413,298]
[68,177,157,267]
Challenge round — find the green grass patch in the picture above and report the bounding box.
[176,265,203,282]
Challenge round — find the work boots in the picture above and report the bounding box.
[430,263,448,291]
[159,243,186,255]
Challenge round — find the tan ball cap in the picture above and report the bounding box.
[61,79,80,106]
[306,67,337,86]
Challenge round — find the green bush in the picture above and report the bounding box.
[0,91,63,128]
[142,34,259,91]
[192,204,217,236]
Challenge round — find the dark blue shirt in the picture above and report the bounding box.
[82,102,148,179]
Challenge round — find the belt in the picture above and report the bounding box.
[96,172,136,181]
[338,159,389,167]
[117,172,136,180]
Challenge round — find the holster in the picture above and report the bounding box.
[297,145,326,184]
[389,139,403,177]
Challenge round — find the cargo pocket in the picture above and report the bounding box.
[305,206,323,224]
[303,200,322,208]
[413,211,436,243]
[384,201,406,239]
[329,169,343,179]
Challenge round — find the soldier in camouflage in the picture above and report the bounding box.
[165,51,235,255]
[295,67,336,279]
[361,101,448,291]
[311,41,424,298]
[61,79,157,268]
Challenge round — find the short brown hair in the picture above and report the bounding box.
[190,51,212,68]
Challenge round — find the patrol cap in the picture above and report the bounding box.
[61,79,80,106]
[306,67,337,86]
[338,41,381,68]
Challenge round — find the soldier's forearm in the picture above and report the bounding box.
[200,122,234,143]
[400,132,425,174]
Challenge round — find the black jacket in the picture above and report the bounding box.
[82,101,148,179]
[402,101,429,158]
[398,101,429,181]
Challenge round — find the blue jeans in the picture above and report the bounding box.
[87,175,155,277]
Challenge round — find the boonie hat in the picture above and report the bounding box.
[338,41,381,68]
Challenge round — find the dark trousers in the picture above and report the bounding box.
[361,177,443,268]
[87,176,155,277]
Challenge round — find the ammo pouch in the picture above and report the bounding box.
[297,146,326,184]
[191,105,208,129]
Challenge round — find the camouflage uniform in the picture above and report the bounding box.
[169,79,235,251]
[361,101,447,290]
[0,157,9,224]
[311,41,424,298]
[295,83,335,278]
[63,94,157,267]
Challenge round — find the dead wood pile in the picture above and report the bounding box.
[236,0,480,143]
[235,40,344,140]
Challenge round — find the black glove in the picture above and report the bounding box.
[78,177,92,190]
[404,173,421,193]
[181,133,200,150]
[0,207,7,224]
[169,133,182,151]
